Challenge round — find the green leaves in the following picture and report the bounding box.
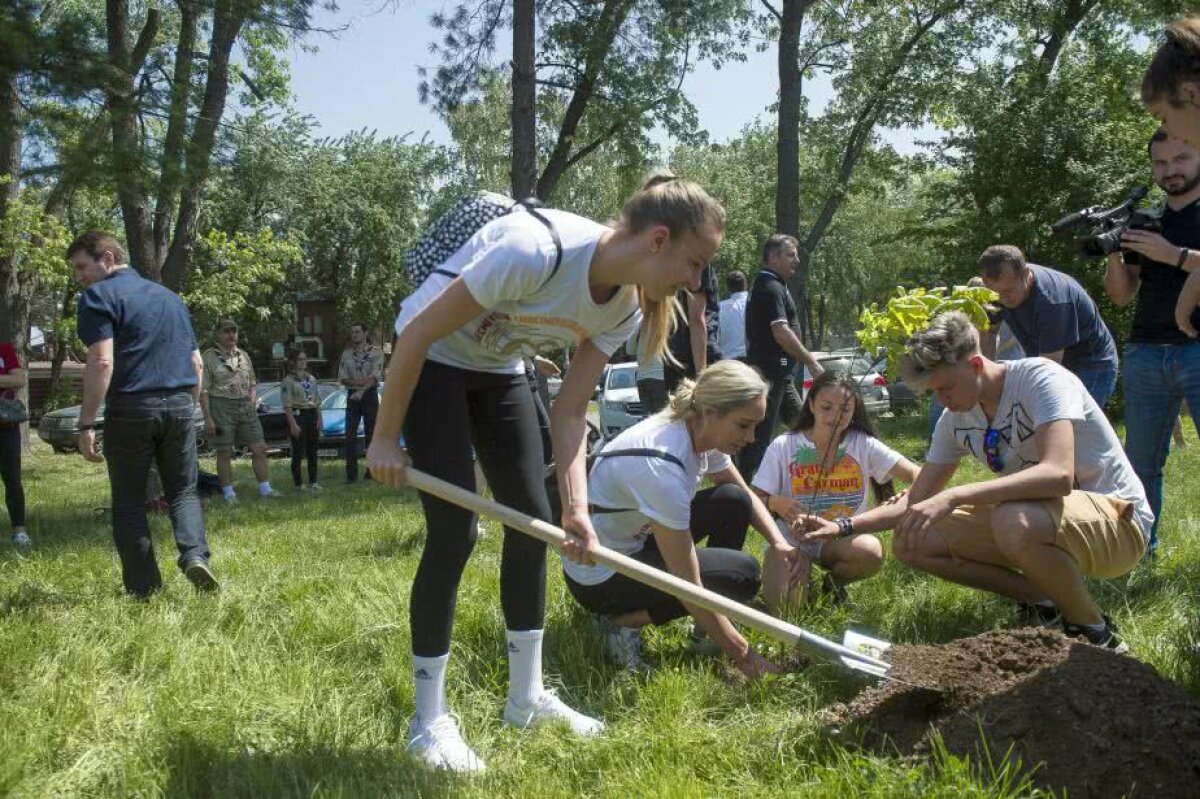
[857,285,997,378]
[183,228,300,335]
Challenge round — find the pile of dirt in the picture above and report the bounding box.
[826,628,1200,797]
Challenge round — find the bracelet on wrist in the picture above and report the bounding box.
[1178,248,1191,270]
[835,516,855,538]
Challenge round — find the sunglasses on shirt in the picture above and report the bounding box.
[983,427,1004,473]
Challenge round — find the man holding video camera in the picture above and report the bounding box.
[1104,128,1200,553]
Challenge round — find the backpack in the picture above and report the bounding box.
[405,192,563,288]
[545,446,685,522]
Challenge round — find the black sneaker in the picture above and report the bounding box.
[1016,601,1062,629]
[1063,614,1127,653]
[183,559,220,593]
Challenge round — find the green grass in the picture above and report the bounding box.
[1,416,1197,798]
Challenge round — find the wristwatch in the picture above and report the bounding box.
[1178,248,1191,269]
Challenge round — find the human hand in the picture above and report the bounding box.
[559,508,600,565]
[367,439,410,488]
[288,420,301,438]
[734,647,782,680]
[1176,272,1199,338]
[1121,229,1184,265]
[205,419,217,438]
[894,493,955,557]
[794,514,841,542]
[78,429,103,463]
[884,487,910,506]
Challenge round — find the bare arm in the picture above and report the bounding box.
[0,368,27,390]
[80,339,113,425]
[687,289,707,373]
[190,350,202,403]
[770,322,823,376]
[1104,252,1141,307]
[553,342,610,564]
[1178,269,1200,339]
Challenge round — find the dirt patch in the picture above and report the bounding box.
[826,628,1200,797]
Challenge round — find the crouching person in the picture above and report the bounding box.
[561,360,803,678]
[753,371,921,611]
[894,312,1152,651]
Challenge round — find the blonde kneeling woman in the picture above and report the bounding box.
[561,360,803,677]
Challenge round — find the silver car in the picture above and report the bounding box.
[799,353,891,415]
[597,362,646,439]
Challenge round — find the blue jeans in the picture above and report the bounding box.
[1075,363,1118,409]
[104,390,210,597]
[1123,342,1200,551]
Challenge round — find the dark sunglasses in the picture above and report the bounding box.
[983,427,1004,473]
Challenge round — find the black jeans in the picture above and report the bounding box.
[737,370,793,479]
[290,408,320,486]
[345,387,378,481]
[636,378,669,415]
[104,390,210,597]
[404,359,552,657]
[0,424,25,528]
[565,484,760,625]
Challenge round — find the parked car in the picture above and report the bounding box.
[547,376,563,399]
[597,362,646,439]
[254,381,340,453]
[38,400,208,453]
[872,355,919,414]
[317,386,369,457]
[799,353,891,415]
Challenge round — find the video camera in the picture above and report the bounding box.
[1051,186,1164,259]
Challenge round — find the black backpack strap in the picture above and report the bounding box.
[518,199,564,290]
[587,448,686,515]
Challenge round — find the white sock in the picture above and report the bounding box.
[1082,620,1107,633]
[222,485,236,500]
[412,653,449,723]
[506,629,545,708]
[258,481,273,496]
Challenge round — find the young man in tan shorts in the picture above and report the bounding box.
[890,312,1152,651]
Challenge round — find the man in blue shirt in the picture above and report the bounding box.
[978,245,1119,407]
[69,230,218,598]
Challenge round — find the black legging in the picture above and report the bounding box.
[289,408,319,486]
[404,359,552,657]
[565,484,759,625]
[0,424,24,528]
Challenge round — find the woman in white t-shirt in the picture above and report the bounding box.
[753,371,920,611]
[563,360,803,678]
[367,176,727,773]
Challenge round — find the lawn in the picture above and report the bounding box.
[1,414,1197,798]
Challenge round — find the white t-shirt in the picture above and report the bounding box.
[562,417,732,586]
[928,358,1154,539]
[718,290,748,359]
[395,209,642,374]
[752,429,902,523]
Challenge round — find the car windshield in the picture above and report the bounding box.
[607,369,637,390]
[819,356,875,377]
[257,385,282,411]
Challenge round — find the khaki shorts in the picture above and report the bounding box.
[208,396,265,451]
[936,491,1147,579]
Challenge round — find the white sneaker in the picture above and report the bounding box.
[407,714,486,773]
[11,530,31,547]
[309,483,324,492]
[597,616,648,671]
[503,690,605,736]
[260,488,282,499]
[223,494,238,505]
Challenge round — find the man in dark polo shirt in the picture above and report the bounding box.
[978,245,1119,407]
[738,234,823,477]
[69,230,217,597]
[1104,129,1200,552]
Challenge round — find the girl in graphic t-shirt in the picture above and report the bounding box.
[752,371,920,611]
[368,175,727,773]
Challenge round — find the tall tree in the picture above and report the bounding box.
[511,0,537,198]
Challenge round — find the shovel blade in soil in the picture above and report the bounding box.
[841,630,893,678]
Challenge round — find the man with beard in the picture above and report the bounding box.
[1104,128,1200,553]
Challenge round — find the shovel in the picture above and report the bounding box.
[403,467,893,679]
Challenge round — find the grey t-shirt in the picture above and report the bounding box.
[928,358,1153,539]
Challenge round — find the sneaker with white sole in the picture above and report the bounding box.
[1063,614,1128,654]
[407,714,486,773]
[182,558,220,593]
[596,616,648,671]
[11,530,31,547]
[1016,601,1062,629]
[309,483,324,492]
[503,689,605,736]
[260,488,283,499]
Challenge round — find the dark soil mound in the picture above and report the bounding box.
[826,628,1200,798]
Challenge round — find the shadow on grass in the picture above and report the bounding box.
[162,732,469,799]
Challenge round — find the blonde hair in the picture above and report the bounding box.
[621,171,727,369]
[899,311,981,390]
[662,359,767,422]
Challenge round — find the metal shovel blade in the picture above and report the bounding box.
[841,630,893,678]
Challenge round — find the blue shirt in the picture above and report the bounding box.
[76,268,199,395]
[1000,264,1118,374]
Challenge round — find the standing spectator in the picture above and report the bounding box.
[68,230,217,597]
[664,264,722,392]
[717,270,749,361]
[978,245,1119,407]
[338,323,384,483]
[0,342,28,547]
[738,234,823,477]
[200,320,280,502]
[1103,129,1200,552]
[1141,14,1200,151]
[282,351,323,491]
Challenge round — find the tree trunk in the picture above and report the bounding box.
[161,0,245,292]
[47,287,76,409]
[511,0,537,200]
[0,68,33,444]
[153,0,198,264]
[775,0,804,240]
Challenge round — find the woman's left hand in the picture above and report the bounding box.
[794,514,841,542]
[560,507,600,566]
